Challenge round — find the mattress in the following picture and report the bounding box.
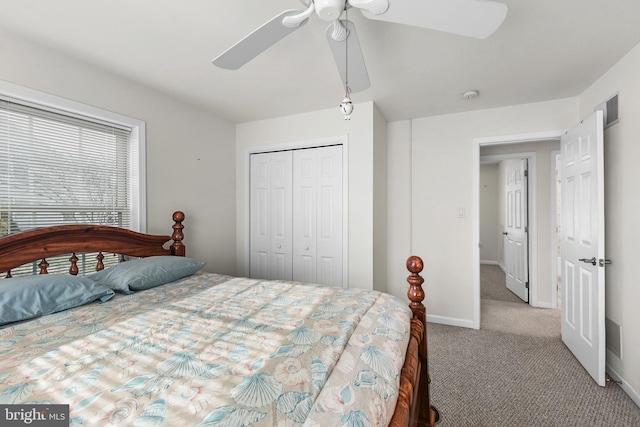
[0,272,411,426]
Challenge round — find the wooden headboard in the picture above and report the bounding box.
[0,211,185,278]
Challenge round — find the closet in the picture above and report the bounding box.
[249,145,343,286]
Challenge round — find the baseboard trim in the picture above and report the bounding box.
[607,365,640,408]
[480,260,499,265]
[427,314,475,329]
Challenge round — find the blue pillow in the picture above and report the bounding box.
[88,256,205,293]
[0,275,115,326]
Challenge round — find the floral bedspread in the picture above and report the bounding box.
[0,272,411,426]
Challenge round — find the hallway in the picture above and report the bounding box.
[480,264,560,336]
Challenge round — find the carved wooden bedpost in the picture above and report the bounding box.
[406,256,425,321]
[406,255,436,427]
[170,211,186,256]
[69,253,79,275]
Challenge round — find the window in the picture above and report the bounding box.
[0,80,146,275]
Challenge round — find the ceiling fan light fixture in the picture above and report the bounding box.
[340,88,354,120]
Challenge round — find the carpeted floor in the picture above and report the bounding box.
[480,263,524,304]
[425,265,640,426]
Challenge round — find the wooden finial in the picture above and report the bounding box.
[96,252,105,271]
[69,253,79,275]
[173,210,185,223]
[406,255,425,312]
[171,211,186,256]
[38,258,49,274]
[406,255,424,275]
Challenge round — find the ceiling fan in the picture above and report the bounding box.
[212,0,508,93]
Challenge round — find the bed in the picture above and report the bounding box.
[0,211,436,427]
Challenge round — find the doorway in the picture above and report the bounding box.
[480,155,532,303]
[474,116,607,386]
[473,130,565,329]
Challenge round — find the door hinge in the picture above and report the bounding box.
[525,281,529,289]
[524,169,529,177]
[525,226,528,233]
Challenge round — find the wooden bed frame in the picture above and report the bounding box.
[0,211,436,427]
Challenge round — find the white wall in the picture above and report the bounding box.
[387,98,578,327]
[479,163,500,263]
[0,29,238,275]
[372,104,389,293]
[578,41,640,405]
[235,102,382,289]
[386,121,414,302]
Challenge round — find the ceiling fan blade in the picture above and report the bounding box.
[212,10,308,70]
[359,0,508,39]
[326,20,370,93]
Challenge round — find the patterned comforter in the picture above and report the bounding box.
[0,272,411,426]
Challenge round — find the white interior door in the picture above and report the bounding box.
[249,153,272,279]
[249,151,293,280]
[504,159,529,302]
[270,151,294,280]
[560,111,606,386]
[315,146,343,286]
[292,146,343,286]
[293,148,317,282]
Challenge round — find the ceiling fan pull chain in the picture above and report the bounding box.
[282,2,316,28]
[348,0,389,15]
[330,19,349,42]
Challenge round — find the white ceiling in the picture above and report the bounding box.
[2,0,640,123]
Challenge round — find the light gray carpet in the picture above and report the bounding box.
[425,265,640,426]
[480,264,524,304]
[481,299,561,338]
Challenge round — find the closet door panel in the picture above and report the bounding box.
[316,146,343,286]
[270,151,293,280]
[293,149,317,283]
[250,154,271,280]
[250,151,293,281]
[293,146,343,286]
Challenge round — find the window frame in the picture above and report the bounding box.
[0,79,147,233]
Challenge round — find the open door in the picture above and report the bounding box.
[504,159,529,302]
[560,110,606,386]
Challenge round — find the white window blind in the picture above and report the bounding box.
[0,97,138,275]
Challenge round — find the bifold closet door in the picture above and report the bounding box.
[292,145,342,286]
[250,145,342,285]
[249,151,293,280]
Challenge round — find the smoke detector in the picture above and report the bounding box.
[462,90,479,100]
